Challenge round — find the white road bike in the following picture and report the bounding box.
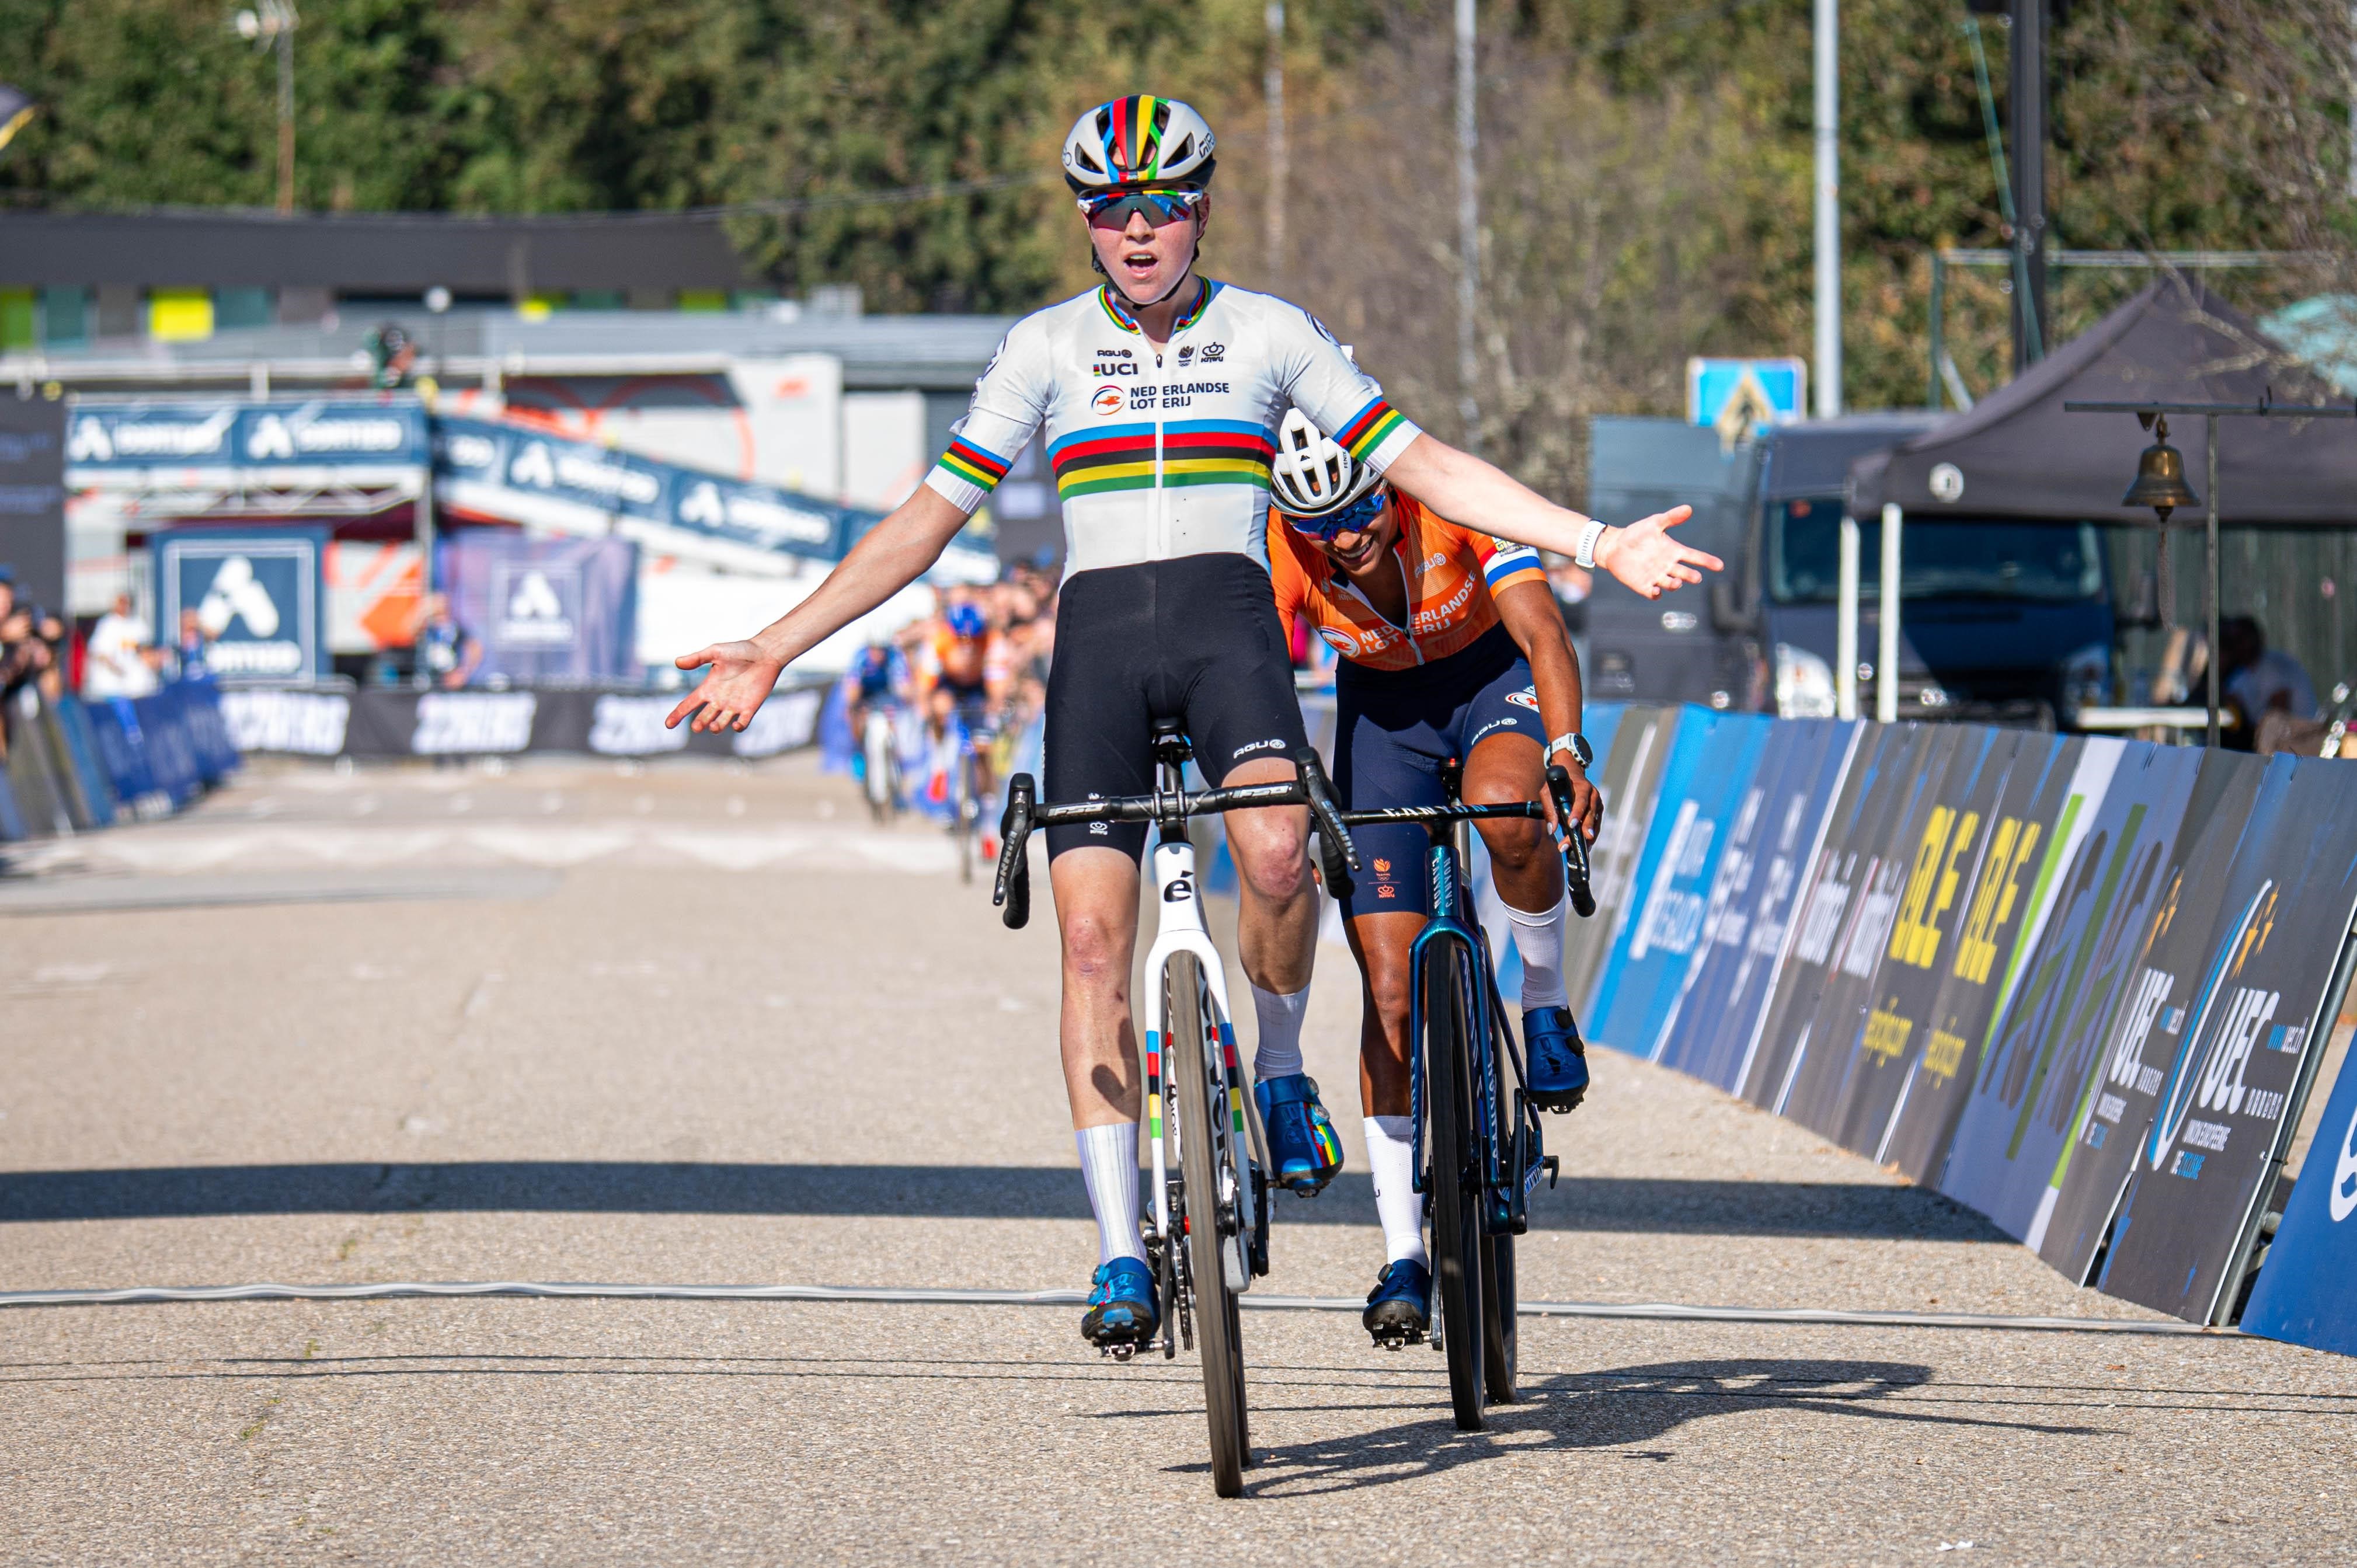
[991,718,1359,1499]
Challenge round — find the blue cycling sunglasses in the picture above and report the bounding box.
[1077,186,1208,228]
[1281,486,1390,542]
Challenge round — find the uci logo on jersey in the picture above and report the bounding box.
[1092,361,1139,377]
[1092,386,1125,416]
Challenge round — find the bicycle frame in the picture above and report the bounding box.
[1405,817,1544,1239]
[1140,824,1272,1298]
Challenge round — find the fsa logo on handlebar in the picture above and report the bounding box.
[1163,873,1195,903]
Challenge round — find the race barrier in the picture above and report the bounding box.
[1554,704,2357,1339]
[0,676,237,842]
[220,681,827,762]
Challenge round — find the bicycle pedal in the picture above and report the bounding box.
[1369,1327,1425,1352]
[1543,1155,1561,1189]
[1102,1342,1138,1363]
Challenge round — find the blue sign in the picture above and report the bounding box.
[1587,709,1774,1057]
[2245,1043,2357,1356]
[66,399,429,479]
[1686,357,1807,431]
[438,531,640,683]
[152,527,329,683]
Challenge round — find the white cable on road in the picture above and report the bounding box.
[0,1278,2227,1335]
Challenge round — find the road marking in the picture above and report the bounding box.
[0,1279,2224,1334]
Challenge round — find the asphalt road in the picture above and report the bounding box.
[4,756,2352,1564]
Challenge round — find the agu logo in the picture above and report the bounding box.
[1092,386,1124,416]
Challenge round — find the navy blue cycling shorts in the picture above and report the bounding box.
[1332,623,1543,919]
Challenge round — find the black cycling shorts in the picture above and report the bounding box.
[1044,553,1310,862]
[1334,622,1542,918]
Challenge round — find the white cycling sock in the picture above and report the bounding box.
[1364,1116,1428,1267]
[1250,982,1311,1081]
[1506,893,1571,1011]
[1076,1123,1146,1266]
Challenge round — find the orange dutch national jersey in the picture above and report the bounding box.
[1268,494,1548,672]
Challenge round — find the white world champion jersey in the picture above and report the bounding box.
[924,280,1423,576]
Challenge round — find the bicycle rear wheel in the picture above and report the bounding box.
[1421,938,1486,1431]
[1482,1006,1520,1404]
[1168,952,1250,1496]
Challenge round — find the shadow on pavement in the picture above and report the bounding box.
[0,1163,2004,1241]
[1222,1357,2109,1497]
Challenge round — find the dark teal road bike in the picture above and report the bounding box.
[1339,762,1594,1428]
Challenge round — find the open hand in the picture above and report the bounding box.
[665,639,785,733]
[1597,505,1724,600]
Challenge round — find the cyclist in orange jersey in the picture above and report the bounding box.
[1266,408,1605,1346]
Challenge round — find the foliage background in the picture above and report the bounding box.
[3,0,2352,494]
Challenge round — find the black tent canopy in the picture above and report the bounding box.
[1849,281,2357,525]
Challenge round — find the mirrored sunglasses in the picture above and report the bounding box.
[1282,486,1389,542]
[1077,186,1207,227]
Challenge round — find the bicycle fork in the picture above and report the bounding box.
[1141,837,1272,1343]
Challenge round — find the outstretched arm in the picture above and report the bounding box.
[1381,434,1722,600]
[666,487,972,733]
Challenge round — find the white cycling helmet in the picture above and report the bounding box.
[1062,95,1217,191]
[1269,407,1384,521]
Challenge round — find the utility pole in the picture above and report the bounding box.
[1454,0,1481,453]
[1265,1,1287,277]
[2008,0,2049,369]
[235,2,300,215]
[1812,0,1841,417]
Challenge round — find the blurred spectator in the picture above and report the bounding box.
[2220,615,2319,749]
[368,323,421,390]
[82,591,160,701]
[172,606,211,681]
[416,591,481,688]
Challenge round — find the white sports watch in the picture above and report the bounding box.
[1572,518,1608,570]
[1547,731,1594,769]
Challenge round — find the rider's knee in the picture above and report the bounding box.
[1478,818,1549,875]
[1231,827,1310,904]
[1362,959,1413,1037]
[1060,913,1132,989]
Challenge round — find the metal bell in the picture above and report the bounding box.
[2121,413,2201,524]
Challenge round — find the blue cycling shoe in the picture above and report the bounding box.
[1364,1258,1432,1349]
[1081,1257,1160,1354]
[1523,1006,1590,1112]
[1255,1072,1344,1194]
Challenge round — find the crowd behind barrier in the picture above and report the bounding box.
[0,676,238,845]
[1507,703,2357,1349]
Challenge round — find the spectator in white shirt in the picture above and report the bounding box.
[83,593,161,701]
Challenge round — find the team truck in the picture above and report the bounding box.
[1582,416,2115,727]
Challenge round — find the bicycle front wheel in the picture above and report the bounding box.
[955,759,977,884]
[1421,938,1486,1431]
[1168,952,1250,1497]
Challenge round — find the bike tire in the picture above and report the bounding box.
[1168,952,1250,1496]
[1481,1232,1517,1403]
[1422,939,1486,1431]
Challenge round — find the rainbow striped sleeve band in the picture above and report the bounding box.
[924,435,1014,511]
[1335,397,1422,471]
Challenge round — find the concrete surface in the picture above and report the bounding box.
[2,755,2352,1564]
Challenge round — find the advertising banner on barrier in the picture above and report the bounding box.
[1566,705,1681,1017]
[1658,718,1859,1095]
[1821,728,2024,1161]
[152,527,329,683]
[1587,709,1773,1059]
[2243,1025,2357,1355]
[0,392,68,614]
[438,532,639,684]
[1941,741,2199,1243]
[1781,725,1969,1142]
[0,762,24,841]
[1879,734,2076,1184]
[2030,749,2268,1281]
[1739,723,1926,1113]
[2095,753,2357,1322]
[220,683,826,761]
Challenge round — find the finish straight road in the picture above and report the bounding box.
[3,757,2352,1564]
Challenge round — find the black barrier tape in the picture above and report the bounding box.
[219,682,827,760]
[1565,703,2357,1332]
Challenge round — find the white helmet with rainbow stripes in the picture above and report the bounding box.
[1061,95,1217,194]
